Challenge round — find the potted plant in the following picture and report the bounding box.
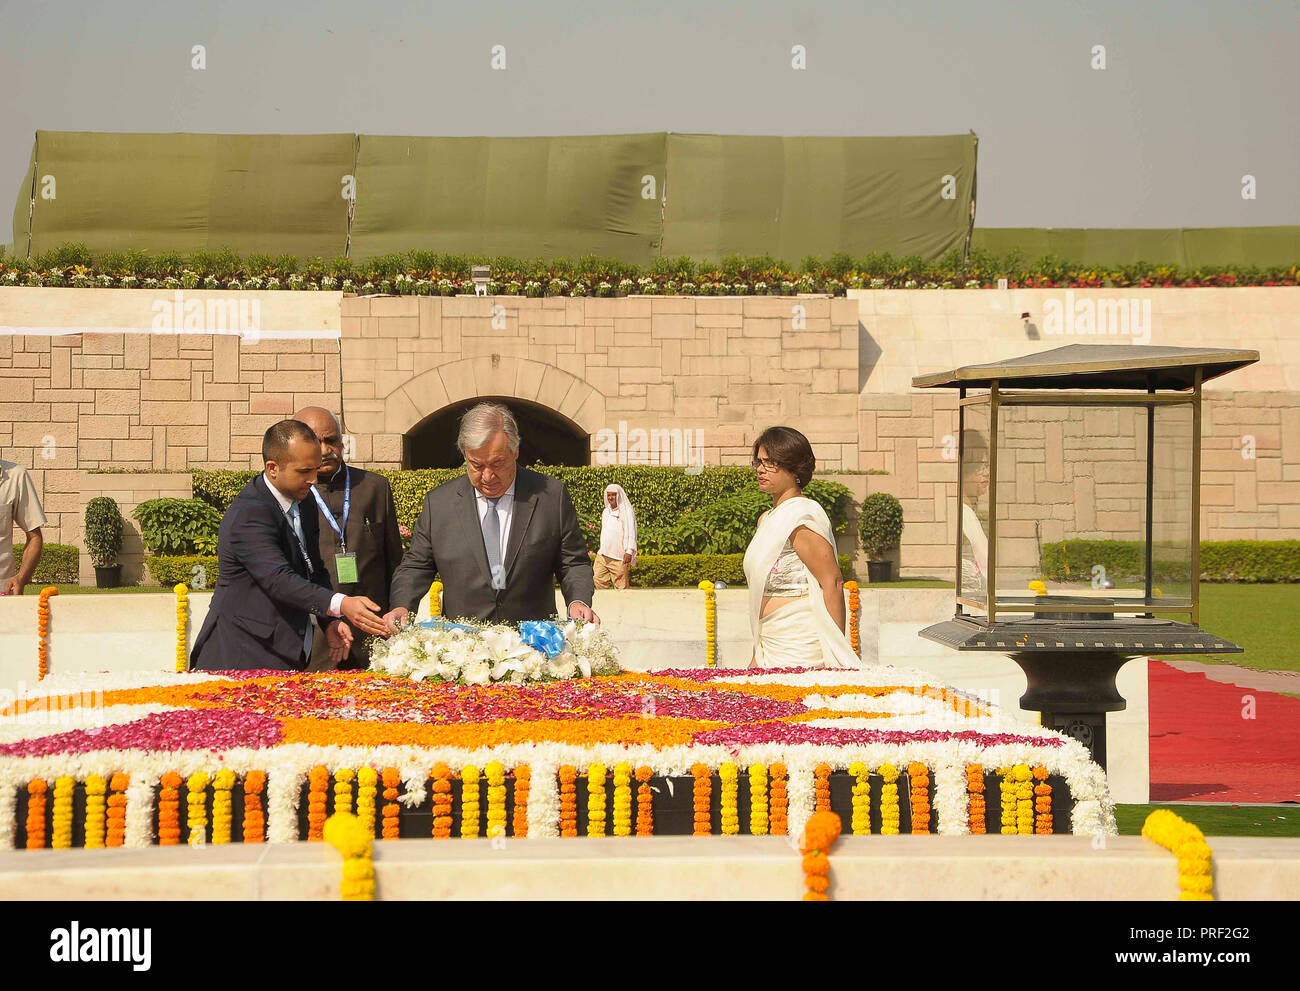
[84,496,125,588]
[859,492,904,583]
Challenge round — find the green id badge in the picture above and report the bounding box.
[335,553,358,584]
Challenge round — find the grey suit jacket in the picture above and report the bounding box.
[388,467,595,623]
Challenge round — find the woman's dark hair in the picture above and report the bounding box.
[753,426,816,488]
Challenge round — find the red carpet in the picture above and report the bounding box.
[1149,660,1300,803]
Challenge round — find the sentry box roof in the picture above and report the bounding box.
[912,344,1259,391]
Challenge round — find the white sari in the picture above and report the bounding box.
[742,496,861,669]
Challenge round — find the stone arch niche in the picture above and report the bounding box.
[378,357,606,468]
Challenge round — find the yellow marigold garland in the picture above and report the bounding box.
[324,811,376,901]
[384,767,406,840]
[998,767,1016,835]
[908,762,931,834]
[698,580,717,667]
[1013,764,1034,835]
[356,767,378,838]
[242,770,266,844]
[559,765,578,837]
[51,775,74,850]
[1033,765,1052,834]
[799,811,842,901]
[691,763,711,836]
[106,773,128,848]
[333,767,355,817]
[83,774,107,849]
[748,763,768,836]
[586,762,607,836]
[485,761,508,839]
[512,766,530,838]
[814,763,832,813]
[845,581,861,656]
[460,765,481,837]
[1142,809,1215,901]
[849,762,871,835]
[307,765,329,841]
[25,778,47,849]
[879,763,900,835]
[211,768,235,845]
[186,771,210,845]
[37,587,58,680]
[769,762,788,835]
[429,580,443,617]
[174,583,189,672]
[612,761,633,836]
[966,764,986,834]
[719,762,739,835]
[635,766,654,836]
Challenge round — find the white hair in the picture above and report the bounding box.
[457,402,521,454]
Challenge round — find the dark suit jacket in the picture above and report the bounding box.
[388,467,595,624]
[308,464,403,669]
[191,475,337,672]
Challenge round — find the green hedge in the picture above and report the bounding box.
[191,466,854,555]
[145,555,219,588]
[14,542,80,584]
[1041,540,1300,584]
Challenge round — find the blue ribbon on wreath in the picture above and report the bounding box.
[418,617,477,633]
[518,620,567,658]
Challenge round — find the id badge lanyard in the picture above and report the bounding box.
[311,466,350,552]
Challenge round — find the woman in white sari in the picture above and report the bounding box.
[742,427,864,668]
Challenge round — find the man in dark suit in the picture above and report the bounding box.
[293,406,404,670]
[191,420,390,672]
[383,402,598,629]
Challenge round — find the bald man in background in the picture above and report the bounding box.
[294,407,405,670]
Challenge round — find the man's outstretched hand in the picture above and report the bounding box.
[341,595,389,637]
[325,619,353,664]
[381,606,410,635]
[569,601,600,624]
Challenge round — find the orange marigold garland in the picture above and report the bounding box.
[243,771,266,844]
[1033,765,1052,834]
[799,810,843,902]
[635,766,654,836]
[845,581,861,656]
[106,773,128,847]
[307,765,330,841]
[769,762,788,835]
[907,762,931,834]
[158,772,182,846]
[37,587,58,680]
[813,763,832,813]
[383,767,404,840]
[691,763,711,836]
[431,764,453,838]
[558,765,578,837]
[25,778,47,849]
[83,774,107,850]
[512,766,530,838]
[966,764,986,834]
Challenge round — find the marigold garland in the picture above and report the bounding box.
[106,772,128,847]
[460,765,480,837]
[186,771,210,845]
[37,587,58,680]
[748,763,768,836]
[158,772,182,846]
[612,761,633,837]
[635,765,654,836]
[769,762,789,836]
[211,768,235,844]
[83,774,107,849]
[512,765,530,838]
[356,767,378,838]
[966,764,986,835]
[25,778,47,849]
[485,761,508,839]
[1032,765,1052,834]
[691,763,711,836]
[849,762,871,835]
[698,580,717,668]
[998,766,1017,835]
[586,763,607,836]
[845,581,861,656]
[307,765,330,841]
[333,767,355,817]
[431,764,453,839]
[384,767,405,840]
[799,811,843,901]
[719,762,739,835]
[324,812,376,901]
[242,770,266,844]
[51,775,74,850]
[559,765,578,837]
[908,762,931,834]
[1013,764,1034,835]
[429,580,443,618]
[1142,809,1215,901]
[174,583,189,673]
[814,763,832,813]
[879,763,900,835]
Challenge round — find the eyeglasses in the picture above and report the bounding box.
[751,457,780,472]
[467,458,512,473]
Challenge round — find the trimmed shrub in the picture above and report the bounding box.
[1041,539,1300,583]
[859,492,904,558]
[14,542,80,584]
[83,496,125,567]
[133,498,222,555]
[629,553,855,587]
[1199,541,1300,582]
[146,555,219,588]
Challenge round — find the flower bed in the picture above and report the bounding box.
[0,663,1114,848]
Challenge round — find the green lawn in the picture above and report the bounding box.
[1198,583,1300,672]
[21,584,175,595]
[1115,804,1299,837]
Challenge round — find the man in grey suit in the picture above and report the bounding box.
[382,402,599,630]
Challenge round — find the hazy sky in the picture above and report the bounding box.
[1,0,1297,241]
